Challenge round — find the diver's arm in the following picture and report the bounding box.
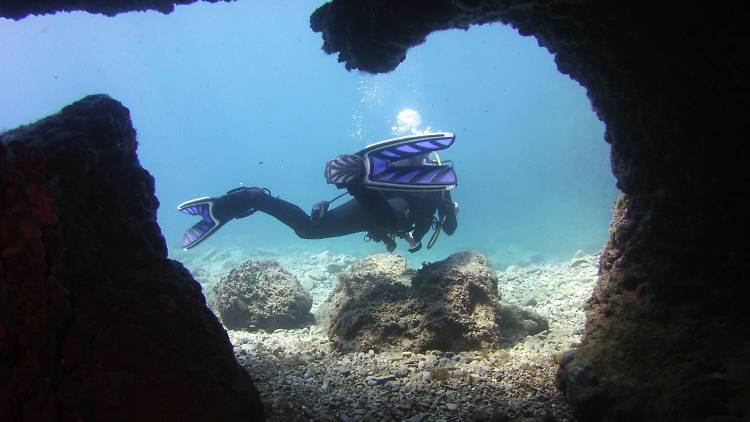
[346,183,401,250]
[346,184,396,224]
[439,191,458,235]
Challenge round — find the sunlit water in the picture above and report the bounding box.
[0,0,618,268]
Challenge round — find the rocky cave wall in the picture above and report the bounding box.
[308,2,750,422]
[1,1,749,422]
[0,95,263,421]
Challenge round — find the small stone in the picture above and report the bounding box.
[240,343,256,354]
[446,403,458,411]
[421,371,433,382]
[521,319,540,333]
[309,269,327,281]
[326,263,345,273]
[301,278,315,291]
[372,374,396,384]
[402,352,413,358]
[339,367,351,376]
[570,257,589,268]
[444,352,455,358]
[368,349,375,356]
[392,367,409,378]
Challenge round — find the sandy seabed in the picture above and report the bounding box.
[179,247,598,421]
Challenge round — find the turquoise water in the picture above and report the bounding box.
[0,1,618,267]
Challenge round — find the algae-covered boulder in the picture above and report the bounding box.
[325,253,411,305]
[214,260,312,331]
[499,304,549,344]
[326,251,506,353]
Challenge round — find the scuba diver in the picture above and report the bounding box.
[178,132,459,253]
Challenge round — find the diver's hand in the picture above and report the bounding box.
[408,241,422,253]
[439,200,459,217]
[311,200,329,222]
[384,237,397,252]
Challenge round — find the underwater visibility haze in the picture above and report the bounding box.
[0,0,618,267]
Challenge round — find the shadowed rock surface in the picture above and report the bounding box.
[326,252,544,353]
[0,0,232,20]
[499,304,548,345]
[311,2,750,421]
[214,260,313,331]
[0,95,263,421]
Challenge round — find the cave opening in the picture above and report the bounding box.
[0,1,636,421]
[0,0,617,266]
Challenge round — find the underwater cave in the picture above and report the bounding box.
[1,1,748,422]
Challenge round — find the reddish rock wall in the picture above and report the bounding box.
[0,95,264,421]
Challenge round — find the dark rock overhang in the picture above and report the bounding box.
[0,0,231,20]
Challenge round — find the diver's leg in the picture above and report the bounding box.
[305,198,375,239]
[213,187,374,239]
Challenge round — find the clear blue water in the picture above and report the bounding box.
[0,1,618,267]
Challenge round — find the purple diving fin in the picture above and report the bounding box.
[177,197,226,249]
[357,132,457,191]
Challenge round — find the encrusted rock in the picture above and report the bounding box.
[214,259,312,331]
[500,304,549,344]
[0,95,263,421]
[0,0,230,20]
[326,251,506,353]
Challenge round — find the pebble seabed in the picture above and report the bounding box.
[184,248,598,421]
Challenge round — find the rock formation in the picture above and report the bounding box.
[0,95,264,421]
[214,260,313,331]
[0,0,232,20]
[308,2,750,421]
[327,252,546,353]
[499,304,548,345]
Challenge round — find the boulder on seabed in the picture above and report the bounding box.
[326,251,513,353]
[499,304,549,344]
[214,259,312,331]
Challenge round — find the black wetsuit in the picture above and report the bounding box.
[218,185,457,250]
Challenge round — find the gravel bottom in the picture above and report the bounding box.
[218,251,598,421]
[231,328,573,422]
